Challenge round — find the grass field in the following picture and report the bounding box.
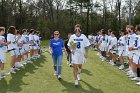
[0,40,140,93]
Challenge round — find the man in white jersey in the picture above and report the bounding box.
[68,24,90,87]
[118,30,127,70]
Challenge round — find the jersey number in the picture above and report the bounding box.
[77,42,81,49]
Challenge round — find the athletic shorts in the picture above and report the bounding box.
[126,51,134,59]
[118,50,126,57]
[24,44,30,52]
[9,49,19,57]
[0,52,6,63]
[100,47,107,52]
[71,53,86,64]
[133,54,140,64]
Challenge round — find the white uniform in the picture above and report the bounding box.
[88,35,94,45]
[99,35,108,52]
[22,35,30,52]
[0,36,7,63]
[108,36,117,54]
[68,34,90,64]
[7,33,18,56]
[29,34,34,49]
[126,33,137,58]
[133,35,140,64]
[16,36,23,55]
[118,36,127,57]
[33,35,40,49]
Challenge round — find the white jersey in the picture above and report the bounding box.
[88,35,95,44]
[133,35,140,55]
[108,36,117,51]
[34,35,40,46]
[127,33,137,47]
[7,33,18,50]
[107,35,112,46]
[118,36,126,51]
[29,34,34,41]
[68,34,90,55]
[100,35,108,47]
[0,35,7,52]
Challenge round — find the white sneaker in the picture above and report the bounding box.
[136,81,140,85]
[23,61,27,65]
[1,71,6,78]
[128,73,136,78]
[101,57,106,61]
[14,68,20,71]
[131,77,140,81]
[111,62,116,66]
[77,74,81,81]
[58,75,61,80]
[10,68,16,74]
[127,70,133,76]
[118,65,124,70]
[75,80,79,87]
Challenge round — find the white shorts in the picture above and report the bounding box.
[24,44,30,52]
[126,51,134,59]
[29,45,34,50]
[33,45,38,50]
[9,49,18,57]
[0,52,6,63]
[133,54,140,64]
[71,53,86,64]
[100,47,107,52]
[118,50,126,57]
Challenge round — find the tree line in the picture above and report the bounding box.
[0,0,140,39]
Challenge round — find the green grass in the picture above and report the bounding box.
[0,42,140,93]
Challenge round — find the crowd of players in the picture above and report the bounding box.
[0,26,41,80]
[88,25,140,86]
[1,24,140,87]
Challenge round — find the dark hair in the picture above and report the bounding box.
[17,30,22,35]
[8,26,16,35]
[75,24,81,28]
[135,25,140,31]
[108,29,112,33]
[119,29,125,33]
[0,27,5,32]
[30,29,34,34]
[22,29,27,34]
[111,31,116,35]
[37,31,40,35]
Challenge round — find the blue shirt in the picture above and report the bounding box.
[50,38,64,56]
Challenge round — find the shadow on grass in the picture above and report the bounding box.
[81,69,93,76]
[60,79,104,93]
[0,55,47,93]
